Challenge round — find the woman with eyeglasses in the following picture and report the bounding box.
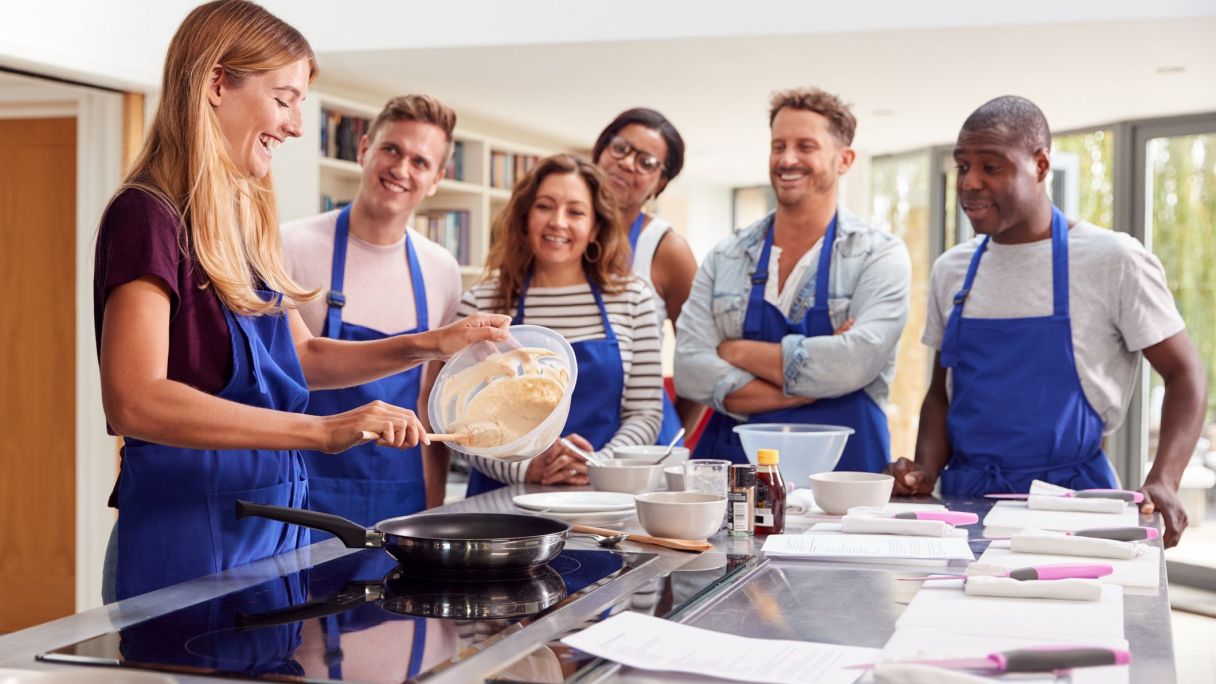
[593,109,702,442]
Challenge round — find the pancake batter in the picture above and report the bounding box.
[441,348,569,449]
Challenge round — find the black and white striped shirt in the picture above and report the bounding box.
[457,276,664,483]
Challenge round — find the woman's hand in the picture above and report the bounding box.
[525,433,593,486]
[426,313,512,359]
[315,400,427,453]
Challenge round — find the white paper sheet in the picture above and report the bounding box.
[977,544,1161,592]
[982,500,1138,533]
[560,611,880,684]
[896,581,1124,641]
[865,627,1130,684]
[763,532,975,560]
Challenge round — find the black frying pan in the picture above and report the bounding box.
[235,501,569,577]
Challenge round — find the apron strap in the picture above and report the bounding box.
[513,271,616,343]
[324,206,353,339]
[326,205,431,337]
[513,272,532,324]
[942,204,1069,367]
[405,232,429,331]
[1049,206,1069,317]
[805,214,839,337]
[743,214,839,339]
[940,235,990,369]
[627,213,646,261]
[743,215,777,339]
[589,280,617,343]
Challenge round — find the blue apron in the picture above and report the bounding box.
[939,206,1117,496]
[691,215,890,472]
[116,290,311,601]
[465,275,626,496]
[628,213,683,447]
[302,205,429,529]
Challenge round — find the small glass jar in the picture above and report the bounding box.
[728,464,756,537]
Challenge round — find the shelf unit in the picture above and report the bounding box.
[272,91,558,286]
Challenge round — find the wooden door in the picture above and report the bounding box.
[0,117,76,631]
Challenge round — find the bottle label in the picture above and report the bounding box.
[730,501,751,531]
[755,506,774,527]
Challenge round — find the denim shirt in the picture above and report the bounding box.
[674,207,911,419]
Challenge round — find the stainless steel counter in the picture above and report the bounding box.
[0,489,1175,683]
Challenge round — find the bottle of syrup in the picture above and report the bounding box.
[754,448,786,535]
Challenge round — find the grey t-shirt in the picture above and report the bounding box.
[923,222,1184,433]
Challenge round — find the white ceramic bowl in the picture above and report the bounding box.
[808,471,894,515]
[428,325,576,462]
[613,445,690,466]
[732,424,853,484]
[587,461,663,494]
[635,491,727,540]
[663,465,685,491]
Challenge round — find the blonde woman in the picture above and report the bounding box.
[95,0,507,601]
[458,155,664,494]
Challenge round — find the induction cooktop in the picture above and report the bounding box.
[40,546,658,683]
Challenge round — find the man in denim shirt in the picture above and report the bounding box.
[675,88,910,471]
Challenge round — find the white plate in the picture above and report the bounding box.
[532,508,636,526]
[513,492,636,512]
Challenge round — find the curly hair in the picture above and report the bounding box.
[769,87,857,146]
[482,154,630,313]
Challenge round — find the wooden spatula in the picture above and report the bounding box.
[572,524,713,553]
[358,423,502,447]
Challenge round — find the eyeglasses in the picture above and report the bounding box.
[605,136,665,175]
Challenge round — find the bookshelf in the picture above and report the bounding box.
[272,91,559,288]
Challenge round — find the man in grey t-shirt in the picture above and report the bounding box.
[889,96,1205,547]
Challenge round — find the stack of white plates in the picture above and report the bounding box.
[512,492,636,526]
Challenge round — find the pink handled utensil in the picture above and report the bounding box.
[848,645,1131,673]
[986,488,1144,504]
[898,563,1114,582]
[985,526,1160,542]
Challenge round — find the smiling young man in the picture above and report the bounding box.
[282,95,463,525]
[675,87,911,472]
[889,95,1205,547]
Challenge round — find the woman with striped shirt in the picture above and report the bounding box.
[461,155,664,493]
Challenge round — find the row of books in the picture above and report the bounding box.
[490,151,539,190]
[443,141,465,181]
[320,110,369,162]
[414,210,472,265]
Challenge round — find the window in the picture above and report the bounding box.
[870,152,932,461]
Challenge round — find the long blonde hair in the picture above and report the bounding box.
[483,155,630,313]
[121,0,318,315]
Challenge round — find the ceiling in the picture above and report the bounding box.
[3,3,1213,188]
[312,16,1216,187]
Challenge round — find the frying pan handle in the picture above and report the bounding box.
[235,500,382,549]
[235,582,376,630]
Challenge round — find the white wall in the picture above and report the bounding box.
[658,182,736,262]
